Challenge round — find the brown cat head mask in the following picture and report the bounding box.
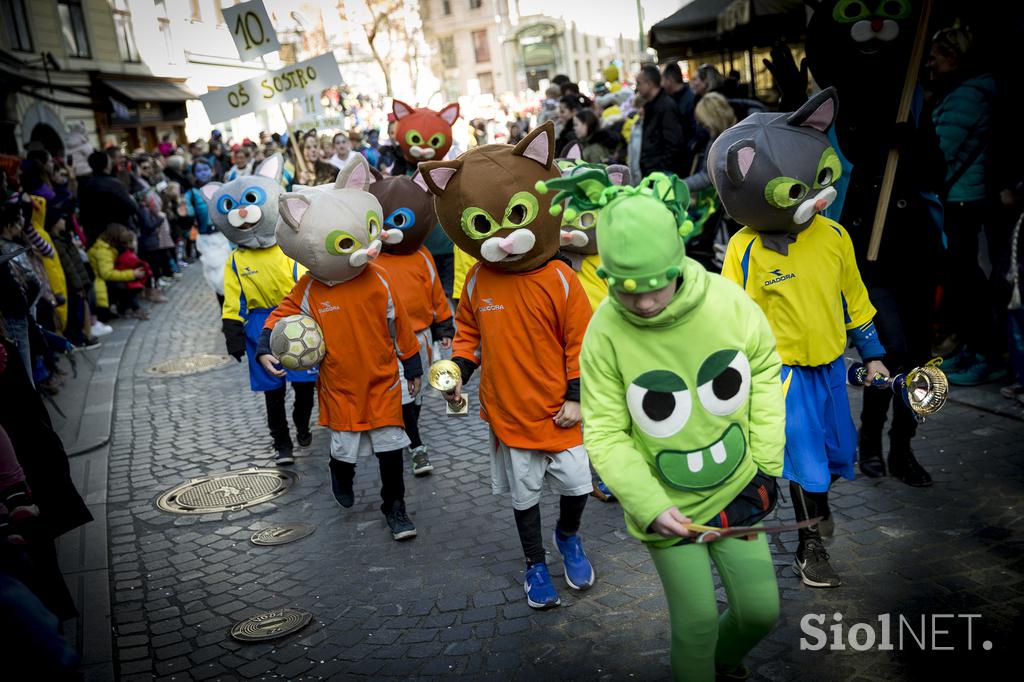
[368,170,436,255]
[418,121,561,273]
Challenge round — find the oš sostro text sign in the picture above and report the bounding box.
[200,53,342,124]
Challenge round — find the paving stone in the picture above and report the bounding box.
[98,270,1023,681]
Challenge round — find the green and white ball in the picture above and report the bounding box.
[269,314,325,370]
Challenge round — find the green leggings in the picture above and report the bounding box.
[648,533,779,681]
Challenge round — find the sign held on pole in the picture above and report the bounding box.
[222,0,281,62]
[199,52,343,124]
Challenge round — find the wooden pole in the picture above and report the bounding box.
[866,0,933,261]
[260,55,310,182]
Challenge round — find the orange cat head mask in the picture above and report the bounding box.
[393,100,460,164]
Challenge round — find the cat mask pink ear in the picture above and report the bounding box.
[255,153,283,181]
[392,99,415,120]
[562,141,582,162]
[512,121,555,169]
[200,182,222,201]
[411,170,429,193]
[334,154,372,191]
[787,86,838,133]
[726,140,756,186]
[418,160,462,196]
[279,193,311,231]
[438,103,460,126]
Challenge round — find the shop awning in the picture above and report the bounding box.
[100,79,196,103]
[649,0,806,61]
[649,0,731,59]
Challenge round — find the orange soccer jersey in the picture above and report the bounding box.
[376,247,452,333]
[453,260,593,452]
[265,264,421,432]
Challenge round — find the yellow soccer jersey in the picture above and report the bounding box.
[222,245,306,322]
[452,245,477,300]
[721,214,875,367]
[577,254,608,311]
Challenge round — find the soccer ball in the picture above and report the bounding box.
[269,314,325,370]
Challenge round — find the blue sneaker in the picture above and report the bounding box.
[524,562,560,609]
[947,354,1007,386]
[553,531,595,590]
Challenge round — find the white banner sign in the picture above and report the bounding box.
[200,52,343,124]
[222,0,280,62]
[292,92,324,125]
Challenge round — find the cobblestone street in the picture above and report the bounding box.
[85,268,1022,681]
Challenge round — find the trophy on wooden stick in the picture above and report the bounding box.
[428,360,468,416]
[848,361,949,423]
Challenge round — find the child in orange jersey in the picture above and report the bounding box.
[371,170,455,476]
[258,156,423,541]
[420,123,596,609]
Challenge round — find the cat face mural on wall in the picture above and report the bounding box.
[275,154,384,285]
[419,121,562,274]
[393,99,460,164]
[201,153,285,249]
[708,87,842,234]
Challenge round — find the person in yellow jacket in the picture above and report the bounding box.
[20,195,67,332]
[208,154,317,464]
[88,224,146,316]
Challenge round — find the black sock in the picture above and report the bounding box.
[375,449,405,509]
[556,494,588,539]
[513,504,545,565]
[402,402,422,449]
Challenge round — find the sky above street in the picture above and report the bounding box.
[517,0,684,40]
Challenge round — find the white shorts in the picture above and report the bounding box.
[489,430,593,510]
[398,329,432,405]
[329,427,410,463]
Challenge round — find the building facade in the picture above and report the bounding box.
[419,0,642,99]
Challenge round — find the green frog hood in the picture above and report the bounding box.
[578,172,786,546]
[608,256,709,329]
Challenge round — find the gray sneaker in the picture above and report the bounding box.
[793,539,841,588]
[410,446,433,476]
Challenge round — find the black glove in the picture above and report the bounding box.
[763,42,808,111]
[222,319,246,362]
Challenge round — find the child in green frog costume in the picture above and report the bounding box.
[576,176,786,681]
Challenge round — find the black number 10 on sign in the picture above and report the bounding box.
[234,11,266,50]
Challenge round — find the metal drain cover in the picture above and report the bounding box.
[156,468,296,514]
[251,523,315,546]
[146,354,232,377]
[230,608,313,642]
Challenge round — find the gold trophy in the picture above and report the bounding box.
[848,360,949,422]
[428,360,469,416]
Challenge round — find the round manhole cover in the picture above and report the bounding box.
[231,608,313,642]
[146,354,233,377]
[156,468,296,514]
[251,523,315,546]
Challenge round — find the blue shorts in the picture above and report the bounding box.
[245,308,317,393]
[781,357,856,493]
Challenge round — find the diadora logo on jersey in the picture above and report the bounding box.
[241,266,259,277]
[478,296,505,313]
[764,268,796,287]
[317,300,341,313]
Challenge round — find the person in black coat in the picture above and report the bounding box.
[636,64,685,177]
[0,336,92,621]
[78,151,139,246]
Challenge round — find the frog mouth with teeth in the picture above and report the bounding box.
[655,424,746,491]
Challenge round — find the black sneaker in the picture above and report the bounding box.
[888,446,932,487]
[858,429,886,478]
[716,664,751,681]
[297,430,312,447]
[274,447,294,466]
[384,501,417,541]
[793,539,841,588]
[329,459,354,508]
